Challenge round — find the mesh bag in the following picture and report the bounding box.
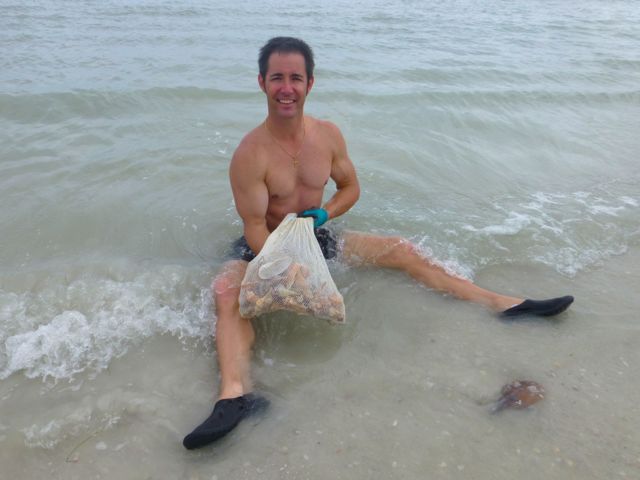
[239,213,345,324]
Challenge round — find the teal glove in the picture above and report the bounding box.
[299,208,329,228]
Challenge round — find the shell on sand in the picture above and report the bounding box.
[490,380,545,413]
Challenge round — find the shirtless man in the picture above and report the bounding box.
[182,37,573,450]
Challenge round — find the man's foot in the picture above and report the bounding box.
[182,393,269,450]
[501,296,574,318]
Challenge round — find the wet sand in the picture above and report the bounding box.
[2,246,639,480]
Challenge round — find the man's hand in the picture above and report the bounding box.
[299,208,329,228]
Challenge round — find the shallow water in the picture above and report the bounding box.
[1,0,640,478]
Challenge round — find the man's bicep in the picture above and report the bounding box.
[329,125,358,189]
[229,153,269,225]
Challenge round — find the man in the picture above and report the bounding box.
[182,37,573,450]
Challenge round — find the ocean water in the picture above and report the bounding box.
[1,0,640,478]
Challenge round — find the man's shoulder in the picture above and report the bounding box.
[237,122,267,149]
[307,117,345,151]
[232,124,268,164]
[309,116,342,136]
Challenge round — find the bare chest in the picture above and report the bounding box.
[264,143,332,200]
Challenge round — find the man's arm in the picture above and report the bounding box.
[229,141,270,255]
[322,122,360,220]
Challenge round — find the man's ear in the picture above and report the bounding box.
[306,76,314,94]
[258,74,266,93]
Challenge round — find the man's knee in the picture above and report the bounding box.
[341,231,423,267]
[383,236,422,265]
[212,261,246,310]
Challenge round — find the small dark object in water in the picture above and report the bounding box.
[490,380,545,413]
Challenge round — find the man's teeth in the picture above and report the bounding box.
[278,99,294,104]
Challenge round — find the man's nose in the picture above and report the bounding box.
[281,79,294,92]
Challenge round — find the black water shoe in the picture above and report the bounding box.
[501,296,574,318]
[183,393,269,450]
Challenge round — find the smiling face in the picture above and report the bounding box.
[258,52,314,119]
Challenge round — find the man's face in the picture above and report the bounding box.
[259,52,314,118]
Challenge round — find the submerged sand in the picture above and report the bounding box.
[2,246,639,480]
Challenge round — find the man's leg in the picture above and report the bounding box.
[340,231,570,314]
[214,260,254,399]
[183,260,268,449]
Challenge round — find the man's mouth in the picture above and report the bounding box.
[277,99,295,104]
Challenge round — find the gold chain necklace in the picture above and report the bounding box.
[264,119,306,168]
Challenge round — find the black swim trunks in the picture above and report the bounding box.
[230,227,338,262]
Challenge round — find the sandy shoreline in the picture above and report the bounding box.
[2,245,639,479]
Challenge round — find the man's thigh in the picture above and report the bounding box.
[339,230,413,268]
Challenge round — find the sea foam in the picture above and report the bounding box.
[410,189,640,279]
[0,263,214,382]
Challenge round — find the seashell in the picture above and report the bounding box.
[258,256,292,280]
[275,285,298,297]
[490,380,545,413]
[255,295,273,309]
[298,264,310,278]
[245,291,258,303]
[284,263,301,288]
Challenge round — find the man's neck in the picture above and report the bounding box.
[265,114,305,140]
